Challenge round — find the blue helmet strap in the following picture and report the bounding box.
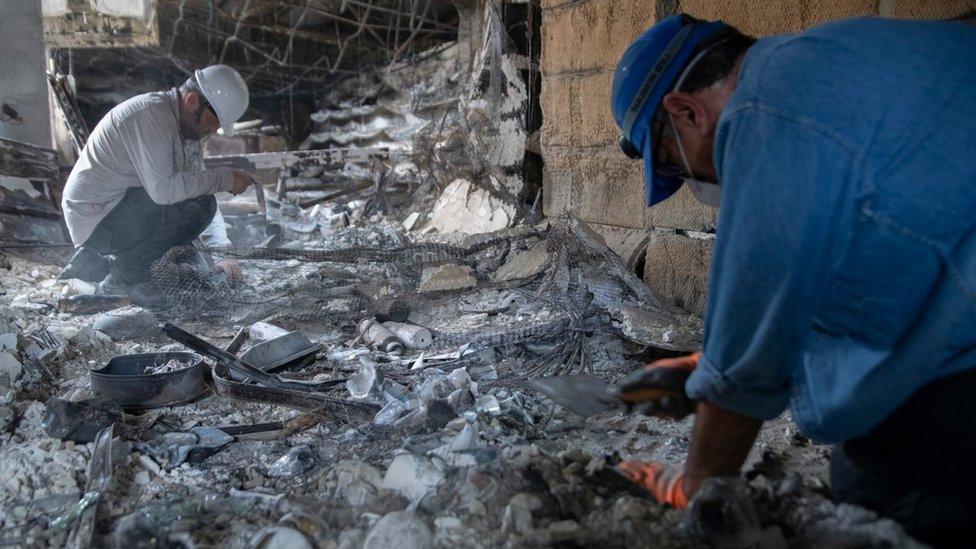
[620,22,698,142]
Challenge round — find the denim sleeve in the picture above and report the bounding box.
[685,103,861,420]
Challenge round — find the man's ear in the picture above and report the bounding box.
[662,92,709,137]
[184,90,201,108]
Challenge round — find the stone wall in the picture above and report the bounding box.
[539,0,975,314]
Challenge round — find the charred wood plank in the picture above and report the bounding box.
[0,138,59,182]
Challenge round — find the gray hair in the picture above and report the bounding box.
[178,75,200,95]
[649,21,754,157]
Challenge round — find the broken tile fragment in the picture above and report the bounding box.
[493,240,549,283]
[418,263,476,293]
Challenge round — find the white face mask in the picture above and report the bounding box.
[669,114,721,208]
[685,178,721,208]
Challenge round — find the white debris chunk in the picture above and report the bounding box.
[0,333,17,351]
[381,452,444,501]
[363,511,432,549]
[0,352,23,382]
[424,178,515,235]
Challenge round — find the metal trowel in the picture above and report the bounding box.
[531,373,680,417]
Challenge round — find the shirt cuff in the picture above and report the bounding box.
[217,169,235,193]
[685,353,790,420]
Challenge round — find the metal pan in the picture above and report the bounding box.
[90,352,208,412]
[228,331,321,382]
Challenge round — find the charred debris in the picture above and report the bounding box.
[0,1,922,547]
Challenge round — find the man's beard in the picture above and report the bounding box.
[180,102,207,140]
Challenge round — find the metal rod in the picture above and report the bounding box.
[297,179,374,209]
[0,242,74,249]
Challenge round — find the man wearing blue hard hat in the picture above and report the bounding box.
[610,13,976,545]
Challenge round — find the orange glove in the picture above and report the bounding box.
[616,352,700,419]
[617,461,689,508]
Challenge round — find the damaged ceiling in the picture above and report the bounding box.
[50,0,461,135]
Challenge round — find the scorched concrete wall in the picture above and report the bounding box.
[539,0,975,314]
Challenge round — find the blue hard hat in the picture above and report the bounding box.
[611,15,727,206]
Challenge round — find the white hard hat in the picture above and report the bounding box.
[194,65,249,137]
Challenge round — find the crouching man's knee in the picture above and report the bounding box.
[185,194,218,236]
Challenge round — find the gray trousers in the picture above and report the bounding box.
[83,187,216,284]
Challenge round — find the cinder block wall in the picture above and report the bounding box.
[539,0,974,314]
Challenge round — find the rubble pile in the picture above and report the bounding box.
[0,191,924,546]
[0,16,922,547]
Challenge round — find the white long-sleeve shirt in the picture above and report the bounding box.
[62,88,234,245]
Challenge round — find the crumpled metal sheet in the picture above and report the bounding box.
[138,426,233,469]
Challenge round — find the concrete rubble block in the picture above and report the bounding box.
[587,224,652,272]
[493,240,549,283]
[249,525,314,549]
[374,400,406,426]
[0,333,16,351]
[642,229,714,315]
[418,264,477,293]
[434,516,463,531]
[424,178,516,235]
[401,212,423,231]
[61,278,97,296]
[548,519,582,542]
[0,352,23,382]
[329,459,384,506]
[92,306,159,341]
[611,304,700,351]
[363,511,432,549]
[450,422,480,451]
[501,502,533,535]
[45,319,84,342]
[337,529,365,549]
[510,492,544,512]
[382,452,444,501]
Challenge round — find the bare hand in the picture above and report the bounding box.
[230,171,253,195]
[214,259,244,284]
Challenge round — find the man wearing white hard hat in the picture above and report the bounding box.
[60,64,253,306]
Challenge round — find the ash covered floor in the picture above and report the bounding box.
[0,201,922,547]
[0,5,929,546]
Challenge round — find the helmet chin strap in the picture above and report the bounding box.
[664,37,731,181]
[668,114,696,180]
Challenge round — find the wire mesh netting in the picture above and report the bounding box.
[148,217,701,378]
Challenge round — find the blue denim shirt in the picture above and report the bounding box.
[685,17,976,443]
